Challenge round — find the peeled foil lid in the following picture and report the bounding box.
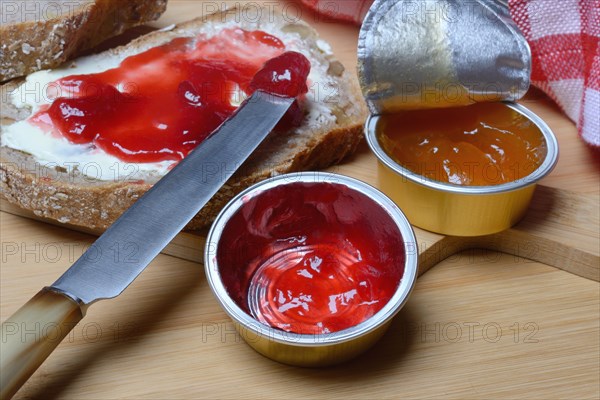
[357,0,532,113]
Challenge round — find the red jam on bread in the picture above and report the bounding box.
[31,29,310,164]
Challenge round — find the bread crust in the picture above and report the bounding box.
[0,9,368,231]
[0,0,168,82]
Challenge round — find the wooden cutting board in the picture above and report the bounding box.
[1,1,598,398]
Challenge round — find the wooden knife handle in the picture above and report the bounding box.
[0,288,83,399]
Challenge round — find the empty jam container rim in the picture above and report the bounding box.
[204,172,419,348]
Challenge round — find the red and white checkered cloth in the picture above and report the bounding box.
[300,0,600,147]
[300,0,373,24]
[509,0,599,146]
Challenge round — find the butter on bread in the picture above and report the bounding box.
[0,8,367,231]
[0,0,168,82]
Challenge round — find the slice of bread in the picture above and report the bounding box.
[0,8,367,231]
[0,0,168,82]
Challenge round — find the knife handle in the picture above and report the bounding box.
[0,288,83,399]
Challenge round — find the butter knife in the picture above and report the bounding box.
[0,90,294,399]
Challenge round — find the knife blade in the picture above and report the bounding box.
[0,90,294,399]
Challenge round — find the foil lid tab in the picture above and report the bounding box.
[357,0,531,113]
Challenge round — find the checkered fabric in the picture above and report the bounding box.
[509,0,599,146]
[301,0,600,146]
[299,0,373,24]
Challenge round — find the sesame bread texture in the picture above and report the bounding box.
[0,0,168,82]
[0,8,368,231]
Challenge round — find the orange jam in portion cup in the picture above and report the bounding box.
[376,103,548,186]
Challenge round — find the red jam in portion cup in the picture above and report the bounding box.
[217,181,406,335]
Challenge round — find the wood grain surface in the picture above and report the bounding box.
[1,1,599,399]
